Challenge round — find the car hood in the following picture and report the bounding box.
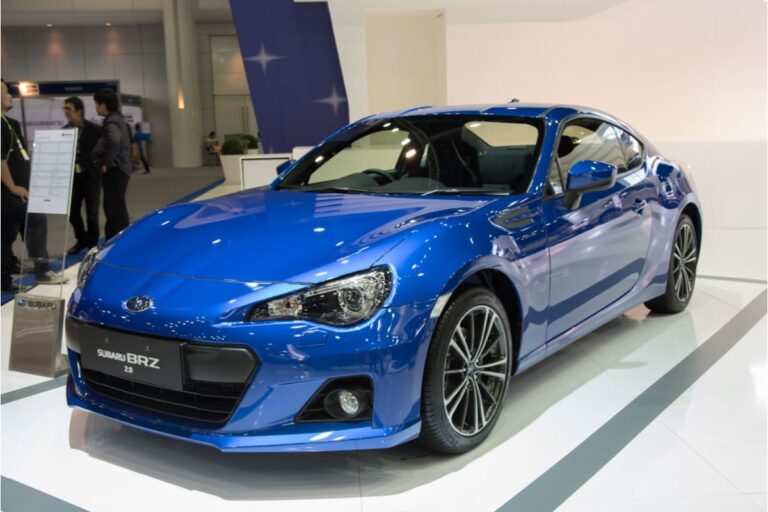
[97,189,494,284]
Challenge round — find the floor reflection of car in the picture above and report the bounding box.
[66,103,702,454]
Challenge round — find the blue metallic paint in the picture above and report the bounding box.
[66,103,701,452]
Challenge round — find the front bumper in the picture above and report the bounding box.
[66,300,436,452]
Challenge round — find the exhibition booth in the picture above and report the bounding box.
[0,0,765,511]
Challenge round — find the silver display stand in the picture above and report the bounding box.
[9,295,67,377]
[9,128,77,377]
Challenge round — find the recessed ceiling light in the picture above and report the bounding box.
[46,23,53,27]
[105,22,112,27]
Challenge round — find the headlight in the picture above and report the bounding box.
[77,246,100,288]
[247,267,392,326]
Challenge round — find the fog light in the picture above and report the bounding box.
[324,389,368,419]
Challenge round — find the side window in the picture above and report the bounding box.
[616,128,644,170]
[557,119,627,182]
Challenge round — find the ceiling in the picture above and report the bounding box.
[1,0,636,27]
[317,0,638,25]
[1,0,232,26]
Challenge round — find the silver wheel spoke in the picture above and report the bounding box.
[478,380,498,407]
[455,327,473,365]
[477,357,507,370]
[479,330,502,362]
[472,379,487,432]
[474,307,493,361]
[471,381,480,434]
[447,380,469,417]
[477,370,506,380]
[445,376,468,405]
[449,340,469,365]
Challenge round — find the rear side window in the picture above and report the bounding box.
[557,119,627,176]
[615,128,644,170]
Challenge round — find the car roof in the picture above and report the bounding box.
[365,102,635,136]
[368,103,578,119]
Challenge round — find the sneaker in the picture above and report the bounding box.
[35,270,69,285]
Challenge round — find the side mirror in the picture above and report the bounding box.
[276,160,293,175]
[563,160,618,210]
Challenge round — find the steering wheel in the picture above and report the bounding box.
[362,169,396,183]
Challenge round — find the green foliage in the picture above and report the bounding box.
[221,137,247,155]
[240,134,259,149]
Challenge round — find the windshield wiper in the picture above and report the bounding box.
[421,188,510,196]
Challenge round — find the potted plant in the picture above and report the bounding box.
[220,137,248,185]
[241,134,261,155]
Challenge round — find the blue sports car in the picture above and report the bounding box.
[66,103,701,454]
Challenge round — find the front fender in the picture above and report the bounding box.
[377,202,550,361]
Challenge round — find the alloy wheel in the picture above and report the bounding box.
[443,305,508,436]
[672,223,697,302]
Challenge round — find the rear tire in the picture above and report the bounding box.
[420,287,512,454]
[645,214,698,314]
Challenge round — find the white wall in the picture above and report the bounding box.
[329,0,767,229]
[445,0,766,229]
[365,9,446,113]
[1,24,172,166]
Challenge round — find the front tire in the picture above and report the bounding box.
[420,287,512,454]
[645,214,698,314]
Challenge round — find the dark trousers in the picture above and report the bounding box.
[69,174,101,246]
[1,193,50,285]
[102,168,130,240]
[138,146,150,172]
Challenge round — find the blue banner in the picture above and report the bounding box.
[229,0,350,153]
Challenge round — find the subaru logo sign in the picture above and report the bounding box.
[124,296,154,313]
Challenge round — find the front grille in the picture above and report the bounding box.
[80,366,248,425]
[69,318,259,427]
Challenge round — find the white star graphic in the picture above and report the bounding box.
[244,43,285,74]
[314,85,347,117]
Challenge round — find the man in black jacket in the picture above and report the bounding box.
[63,96,101,254]
[1,79,68,291]
[92,88,131,240]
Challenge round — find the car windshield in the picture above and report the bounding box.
[277,115,544,195]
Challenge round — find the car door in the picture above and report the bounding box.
[542,117,653,344]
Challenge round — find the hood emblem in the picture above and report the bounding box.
[124,296,154,313]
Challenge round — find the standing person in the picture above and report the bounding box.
[133,123,151,174]
[63,97,101,254]
[1,79,67,292]
[92,88,131,240]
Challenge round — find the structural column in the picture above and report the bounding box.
[163,0,203,167]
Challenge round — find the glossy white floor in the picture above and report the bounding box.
[0,226,765,512]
